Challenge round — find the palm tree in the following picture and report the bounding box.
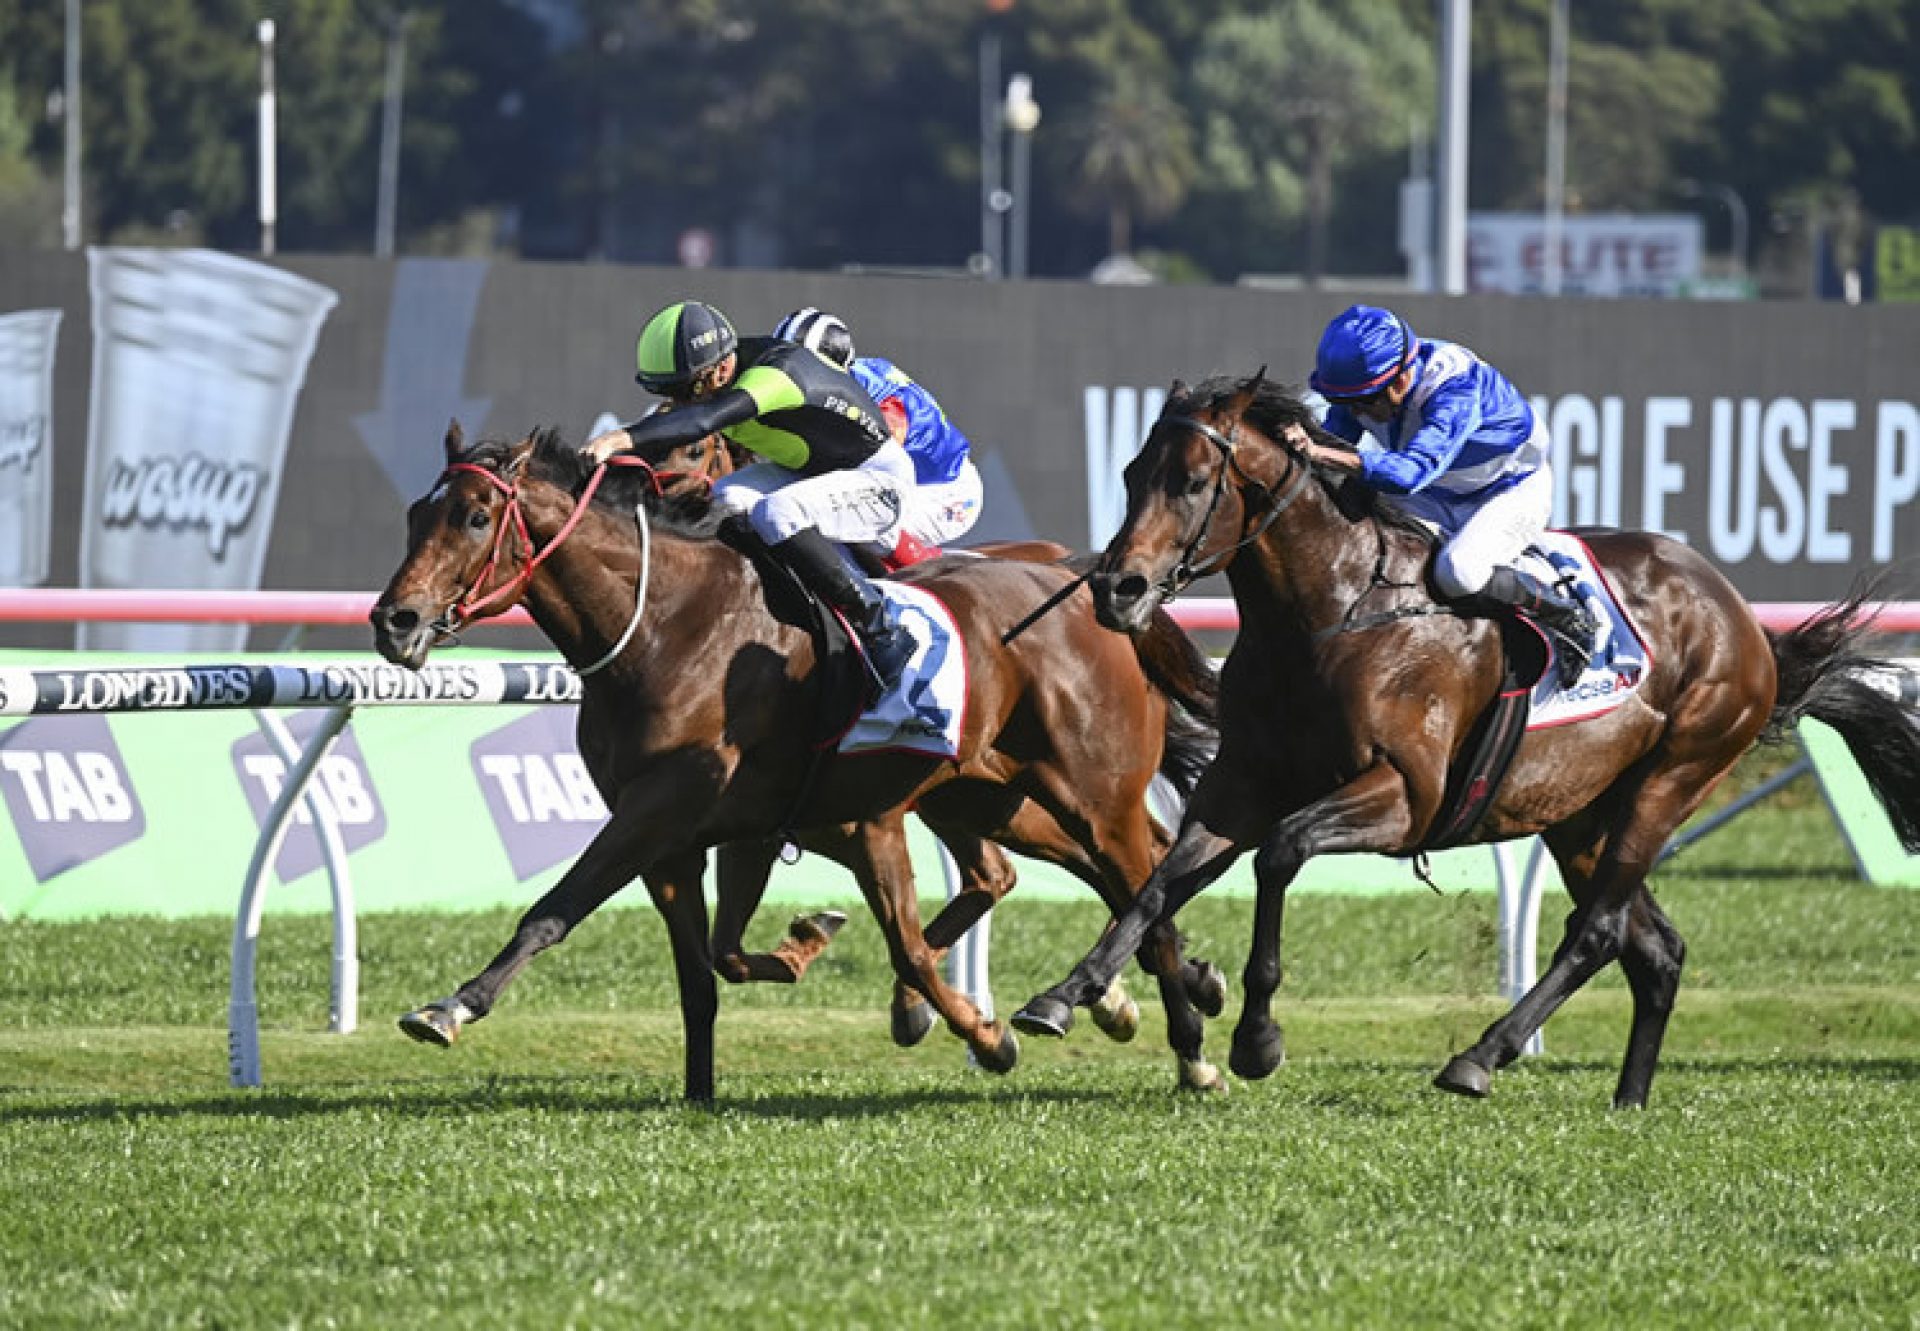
[1061,70,1196,260]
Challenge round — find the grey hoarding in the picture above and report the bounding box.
[2,247,1916,653]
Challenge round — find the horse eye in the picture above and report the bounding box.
[1184,472,1210,498]
[467,508,490,531]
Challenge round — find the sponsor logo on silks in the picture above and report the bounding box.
[0,714,147,883]
[470,710,610,881]
[230,717,387,883]
[1559,671,1633,704]
[0,413,47,471]
[100,453,266,560]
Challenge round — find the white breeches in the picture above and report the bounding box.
[713,440,914,546]
[901,458,984,546]
[1385,465,1554,598]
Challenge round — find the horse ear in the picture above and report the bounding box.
[1166,377,1188,405]
[444,418,465,462]
[1249,365,1268,390]
[504,430,538,479]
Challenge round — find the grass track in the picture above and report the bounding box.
[3,766,1919,1328]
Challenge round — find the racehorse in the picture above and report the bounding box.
[1012,372,1920,1108]
[371,423,1229,1100]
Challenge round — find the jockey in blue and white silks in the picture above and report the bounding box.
[774,308,984,563]
[1299,303,1595,684]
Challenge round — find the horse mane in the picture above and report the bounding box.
[459,427,727,539]
[1172,375,1437,548]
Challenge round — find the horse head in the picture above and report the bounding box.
[1090,370,1308,633]
[371,419,546,668]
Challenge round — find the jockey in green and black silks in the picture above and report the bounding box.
[586,299,918,692]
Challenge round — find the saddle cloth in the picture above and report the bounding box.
[837,582,968,760]
[1518,532,1651,730]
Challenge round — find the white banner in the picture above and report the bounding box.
[1469,213,1703,297]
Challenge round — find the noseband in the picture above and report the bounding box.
[1155,413,1312,599]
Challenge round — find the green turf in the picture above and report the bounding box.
[2,751,1917,1328]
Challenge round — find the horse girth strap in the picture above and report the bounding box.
[1310,603,1458,643]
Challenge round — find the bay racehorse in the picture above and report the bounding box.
[1012,373,1920,1108]
[371,423,1229,1100]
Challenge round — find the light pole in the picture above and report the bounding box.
[257,19,277,256]
[1435,0,1472,294]
[1679,178,1749,284]
[374,9,413,259]
[1541,0,1569,295]
[978,28,1003,276]
[1004,73,1040,280]
[62,0,81,250]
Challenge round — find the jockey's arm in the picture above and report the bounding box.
[585,389,759,463]
[1357,378,1483,495]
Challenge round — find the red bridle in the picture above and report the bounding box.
[436,454,706,631]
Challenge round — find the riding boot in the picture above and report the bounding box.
[1460,565,1597,687]
[771,526,917,694]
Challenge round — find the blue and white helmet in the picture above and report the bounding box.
[1310,304,1417,401]
[773,307,855,370]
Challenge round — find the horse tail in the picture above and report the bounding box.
[1766,574,1920,851]
[1133,606,1221,799]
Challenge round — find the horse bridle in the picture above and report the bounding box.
[431,453,696,644]
[1154,412,1313,599]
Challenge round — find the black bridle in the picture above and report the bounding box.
[1153,412,1313,600]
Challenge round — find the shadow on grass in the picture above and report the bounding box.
[0,1073,1127,1128]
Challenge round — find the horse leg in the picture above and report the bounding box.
[896,828,1020,1048]
[1231,763,1418,1081]
[710,836,848,985]
[1438,752,1734,1104]
[399,789,666,1046]
[639,850,719,1101]
[836,815,1020,1073]
[1613,887,1686,1109]
[1012,809,1241,1040]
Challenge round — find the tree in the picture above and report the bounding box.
[1058,68,1195,258]
[1191,1,1431,282]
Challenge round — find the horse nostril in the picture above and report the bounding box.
[1112,574,1150,608]
[385,607,420,635]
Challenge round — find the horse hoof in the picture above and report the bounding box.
[1177,1058,1228,1095]
[1434,1055,1492,1098]
[1011,994,1075,1039]
[1187,961,1227,1019]
[972,1023,1020,1075]
[398,999,470,1048]
[891,994,937,1048]
[1228,1024,1285,1080]
[1089,987,1141,1044]
[789,910,848,946]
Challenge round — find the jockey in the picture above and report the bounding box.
[1297,303,1596,685]
[584,299,917,692]
[772,307,983,566]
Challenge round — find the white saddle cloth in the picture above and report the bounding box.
[1518,532,1651,730]
[837,582,968,760]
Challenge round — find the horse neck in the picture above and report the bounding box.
[1227,462,1384,637]
[513,482,753,679]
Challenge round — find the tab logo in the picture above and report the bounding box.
[470,711,609,880]
[231,717,386,882]
[1084,385,1166,549]
[0,715,146,882]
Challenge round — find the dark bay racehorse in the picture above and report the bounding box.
[1013,373,1920,1108]
[371,424,1229,1100]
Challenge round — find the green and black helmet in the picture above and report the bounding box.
[635,300,738,393]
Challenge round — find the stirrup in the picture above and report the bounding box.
[861,622,916,695]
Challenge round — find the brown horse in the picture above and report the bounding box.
[371,424,1228,1100]
[1012,373,1920,1108]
